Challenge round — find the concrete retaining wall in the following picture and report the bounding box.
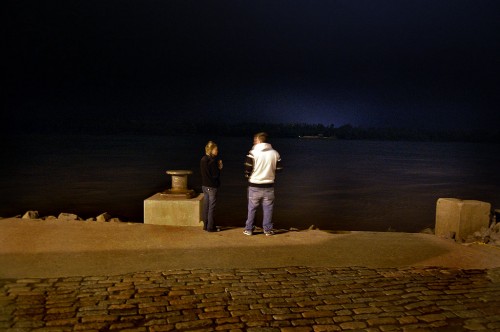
[435,198,491,242]
[144,193,203,226]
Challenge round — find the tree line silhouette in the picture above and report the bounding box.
[16,118,499,143]
[130,121,499,143]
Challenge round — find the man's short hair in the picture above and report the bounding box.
[254,132,268,143]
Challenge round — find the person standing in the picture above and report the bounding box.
[200,141,223,232]
[243,132,283,236]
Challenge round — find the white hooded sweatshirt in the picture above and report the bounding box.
[245,143,282,185]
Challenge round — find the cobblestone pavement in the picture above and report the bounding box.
[1,266,500,332]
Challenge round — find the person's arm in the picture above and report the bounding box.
[276,157,283,173]
[210,158,220,180]
[244,153,254,178]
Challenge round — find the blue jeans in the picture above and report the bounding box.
[245,186,275,233]
[202,186,218,231]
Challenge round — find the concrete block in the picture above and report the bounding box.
[435,198,491,242]
[144,193,203,226]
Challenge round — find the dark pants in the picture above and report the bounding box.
[202,186,218,231]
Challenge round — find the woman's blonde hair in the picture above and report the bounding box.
[205,141,218,156]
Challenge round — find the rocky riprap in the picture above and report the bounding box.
[16,211,125,223]
[466,221,500,246]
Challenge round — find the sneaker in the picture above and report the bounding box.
[243,230,252,236]
[264,230,275,236]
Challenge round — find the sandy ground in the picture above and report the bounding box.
[1,218,499,278]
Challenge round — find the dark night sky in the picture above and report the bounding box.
[5,0,500,131]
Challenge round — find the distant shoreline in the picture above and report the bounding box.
[4,121,499,143]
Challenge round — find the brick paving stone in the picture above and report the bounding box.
[301,311,334,319]
[353,313,379,322]
[12,319,45,328]
[281,327,313,332]
[44,313,77,322]
[273,313,303,321]
[261,308,292,315]
[488,321,500,329]
[214,322,245,330]
[332,316,353,324]
[312,325,341,331]
[291,319,316,327]
[314,318,334,325]
[367,317,398,326]
[455,310,484,319]
[80,314,119,323]
[108,303,138,316]
[403,300,435,310]
[73,321,109,330]
[46,307,76,315]
[198,311,231,320]
[109,321,137,330]
[315,305,343,311]
[44,318,79,327]
[202,305,227,312]
[339,320,367,329]
[417,313,447,323]
[139,306,166,315]
[174,318,213,330]
[352,307,382,314]
[149,325,175,332]
[166,313,197,324]
[270,320,291,328]
[240,313,273,323]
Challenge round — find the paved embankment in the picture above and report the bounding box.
[1,218,500,331]
[2,267,500,331]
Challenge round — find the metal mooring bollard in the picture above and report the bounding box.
[161,170,196,199]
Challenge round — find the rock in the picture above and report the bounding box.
[308,225,316,230]
[494,209,500,223]
[420,228,435,234]
[491,233,500,246]
[86,217,96,222]
[289,227,299,231]
[109,218,122,223]
[464,223,500,244]
[44,216,57,220]
[22,211,39,219]
[96,212,111,222]
[58,213,79,221]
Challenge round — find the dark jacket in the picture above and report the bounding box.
[200,155,221,188]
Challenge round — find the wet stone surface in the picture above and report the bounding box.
[1,266,500,331]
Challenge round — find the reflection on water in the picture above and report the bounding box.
[1,134,498,232]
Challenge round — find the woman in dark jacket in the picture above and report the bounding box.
[200,141,223,232]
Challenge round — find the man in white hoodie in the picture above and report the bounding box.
[243,132,283,236]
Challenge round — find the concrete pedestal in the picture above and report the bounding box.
[144,193,203,226]
[435,198,491,242]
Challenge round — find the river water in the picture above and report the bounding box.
[1,134,498,232]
